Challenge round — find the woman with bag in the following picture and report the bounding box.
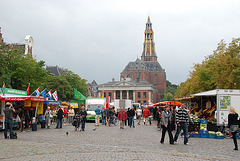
[44,107,51,129]
[228,107,239,150]
[160,105,174,144]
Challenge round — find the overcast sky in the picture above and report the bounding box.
[1,0,240,85]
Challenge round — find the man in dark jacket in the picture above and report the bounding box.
[4,102,15,139]
[56,106,64,129]
[79,106,87,131]
[129,107,135,128]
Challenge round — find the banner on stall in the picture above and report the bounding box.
[37,102,43,114]
[24,100,31,107]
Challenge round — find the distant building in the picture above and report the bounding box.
[46,65,64,76]
[98,17,166,104]
[0,27,3,44]
[0,28,34,58]
[87,80,98,97]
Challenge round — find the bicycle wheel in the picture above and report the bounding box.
[114,119,119,126]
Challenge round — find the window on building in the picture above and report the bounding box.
[139,72,141,80]
[104,92,106,97]
[143,92,147,98]
[108,92,112,101]
[135,72,137,80]
[137,92,141,98]
[138,100,141,104]
[143,100,147,105]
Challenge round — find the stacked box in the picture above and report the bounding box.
[208,134,216,139]
[199,130,208,138]
[216,136,224,139]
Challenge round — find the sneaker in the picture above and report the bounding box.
[233,148,238,150]
[184,143,188,145]
[174,140,177,143]
[133,126,135,128]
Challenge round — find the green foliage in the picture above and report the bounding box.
[175,38,240,97]
[46,76,73,101]
[162,92,174,101]
[160,80,178,101]
[0,43,88,101]
[0,44,49,91]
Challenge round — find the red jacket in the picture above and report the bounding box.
[143,109,152,118]
[118,110,127,121]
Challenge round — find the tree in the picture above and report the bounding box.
[175,38,240,97]
[160,80,178,101]
[61,69,88,96]
[162,92,174,101]
[46,76,73,101]
[0,44,49,91]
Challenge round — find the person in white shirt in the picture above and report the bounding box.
[136,107,142,125]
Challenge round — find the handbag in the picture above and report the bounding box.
[16,115,21,122]
[229,125,239,133]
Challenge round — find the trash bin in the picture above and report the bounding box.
[32,123,37,131]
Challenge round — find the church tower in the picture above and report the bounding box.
[141,16,157,61]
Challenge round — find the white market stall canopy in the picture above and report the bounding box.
[192,89,240,97]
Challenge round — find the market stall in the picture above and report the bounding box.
[176,89,240,139]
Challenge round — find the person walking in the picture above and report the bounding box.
[129,107,135,128]
[4,102,15,139]
[56,106,64,129]
[68,107,75,124]
[44,107,51,129]
[143,107,152,125]
[95,106,101,126]
[228,107,239,150]
[79,106,87,131]
[101,106,107,125]
[173,103,189,145]
[63,107,68,125]
[52,108,57,124]
[160,105,174,144]
[118,107,127,129]
[136,107,142,125]
[18,106,24,132]
[127,108,131,126]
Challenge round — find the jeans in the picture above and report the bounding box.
[4,118,13,139]
[68,116,73,123]
[129,117,134,127]
[102,116,106,125]
[56,118,63,128]
[81,119,86,130]
[174,122,188,144]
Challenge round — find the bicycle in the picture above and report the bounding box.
[218,117,231,138]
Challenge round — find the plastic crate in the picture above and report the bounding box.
[199,130,208,135]
[200,134,209,138]
[208,134,216,139]
[216,136,224,139]
[236,135,240,139]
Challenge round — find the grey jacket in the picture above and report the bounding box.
[162,110,172,126]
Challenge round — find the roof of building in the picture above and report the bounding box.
[121,58,165,73]
[46,65,64,76]
[91,80,98,86]
[99,79,155,87]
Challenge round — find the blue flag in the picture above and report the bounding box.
[47,90,52,100]
[41,89,46,98]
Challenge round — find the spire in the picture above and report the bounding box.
[141,16,157,61]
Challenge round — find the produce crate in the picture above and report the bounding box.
[236,135,240,139]
[216,136,224,139]
[208,134,216,139]
[190,134,200,138]
[200,134,209,138]
[199,130,208,135]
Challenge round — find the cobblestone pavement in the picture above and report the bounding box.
[1,121,239,161]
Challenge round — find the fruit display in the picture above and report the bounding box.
[216,132,224,136]
[208,131,216,134]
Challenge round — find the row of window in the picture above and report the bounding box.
[137,92,147,99]
[103,92,147,99]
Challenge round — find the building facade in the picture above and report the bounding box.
[98,17,166,104]
[98,78,157,105]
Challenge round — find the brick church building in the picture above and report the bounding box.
[98,17,166,104]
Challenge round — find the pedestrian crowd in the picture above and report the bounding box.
[3,102,239,151]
